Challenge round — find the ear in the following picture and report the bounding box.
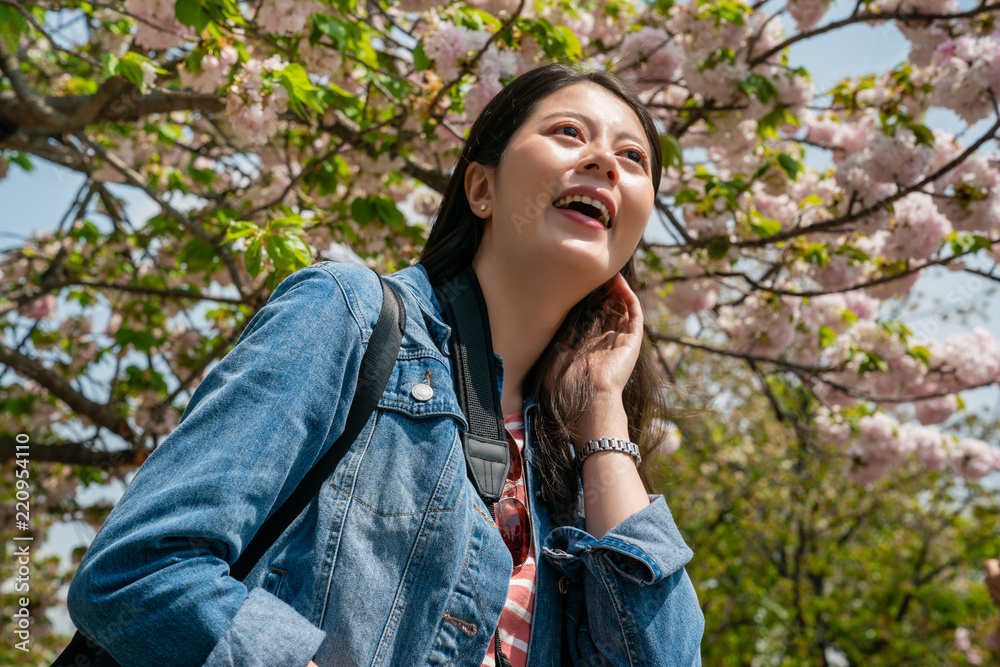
[464,161,495,218]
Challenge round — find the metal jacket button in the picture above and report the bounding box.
[411,370,433,402]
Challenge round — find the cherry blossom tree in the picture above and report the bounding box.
[1,0,1000,660]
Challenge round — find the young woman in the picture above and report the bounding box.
[67,63,704,666]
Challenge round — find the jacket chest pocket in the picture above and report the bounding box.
[329,354,469,517]
[331,408,466,518]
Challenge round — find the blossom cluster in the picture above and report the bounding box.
[817,406,1000,484]
[225,56,289,146]
[124,0,192,51]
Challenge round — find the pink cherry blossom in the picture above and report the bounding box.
[813,252,866,291]
[842,291,881,321]
[660,253,719,318]
[180,46,238,94]
[815,406,851,445]
[254,0,323,35]
[18,294,56,320]
[617,27,684,83]
[867,127,935,186]
[913,394,958,425]
[125,0,191,51]
[924,327,1000,390]
[846,452,893,485]
[902,423,953,470]
[857,412,914,464]
[787,0,831,31]
[423,21,491,82]
[718,295,798,355]
[883,193,951,261]
[955,438,1000,480]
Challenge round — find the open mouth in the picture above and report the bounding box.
[552,195,612,228]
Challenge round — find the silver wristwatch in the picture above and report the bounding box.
[576,437,641,471]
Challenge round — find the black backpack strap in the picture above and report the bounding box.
[230,272,405,580]
[434,267,513,667]
[433,266,509,503]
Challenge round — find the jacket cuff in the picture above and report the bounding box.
[541,494,693,586]
[204,588,325,666]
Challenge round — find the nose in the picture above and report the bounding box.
[580,143,619,186]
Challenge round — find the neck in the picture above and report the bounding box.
[470,253,591,417]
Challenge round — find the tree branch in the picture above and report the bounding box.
[0,342,137,442]
[0,39,74,131]
[0,437,147,466]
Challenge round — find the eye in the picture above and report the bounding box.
[626,149,648,168]
[556,124,581,138]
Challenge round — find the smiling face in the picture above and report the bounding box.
[466,82,656,288]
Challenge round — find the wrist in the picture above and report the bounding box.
[573,396,629,450]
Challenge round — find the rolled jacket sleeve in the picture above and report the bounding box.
[542,494,704,666]
[66,264,373,667]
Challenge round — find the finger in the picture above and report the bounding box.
[612,273,643,332]
[986,558,1000,577]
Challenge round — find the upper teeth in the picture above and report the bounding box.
[553,195,611,228]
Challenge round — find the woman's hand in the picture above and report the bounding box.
[546,272,643,400]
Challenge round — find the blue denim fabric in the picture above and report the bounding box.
[67,261,704,666]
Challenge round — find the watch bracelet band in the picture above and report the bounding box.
[575,437,641,471]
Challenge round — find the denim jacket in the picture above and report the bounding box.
[67,261,704,666]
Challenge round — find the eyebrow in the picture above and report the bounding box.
[539,110,648,151]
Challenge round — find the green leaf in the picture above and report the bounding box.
[840,245,869,262]
[244,237,263,277]
[973,235,994,252]
[175,0,210,30]
[179,238,218,272]
[739,74,777,103]
[675,189,700,205]
[859,351,888,374]
[277,63,324,118]
[748,211,781,238]
[413,41,431,71]
[757,106,798,139]
[224,221,258,241]
[906,345,932,366]
[777,153,802,181]
[7,151,34,172]
[454,6,502,31]
[265,232,312,271]
[804,243,829,267]
[351,197,376,225]
[313,14,377,69]
[0,6,30,54]
[660,134,683,170]
[907,122,935,146]
[304,154,348,196]
[102,53,120,78]
[800,194,824,207]
[818,325,837,349]
[554,25,583,63]
[115,328,156,353]
[707,239,731,260]
[373,195,406,230]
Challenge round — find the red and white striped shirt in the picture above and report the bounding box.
[481,408,537,667]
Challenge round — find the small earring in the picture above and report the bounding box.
[480,204,487,211]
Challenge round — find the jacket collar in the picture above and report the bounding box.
[385,263,452,357]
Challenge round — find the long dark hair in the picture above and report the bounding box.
[419,63,668,526]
